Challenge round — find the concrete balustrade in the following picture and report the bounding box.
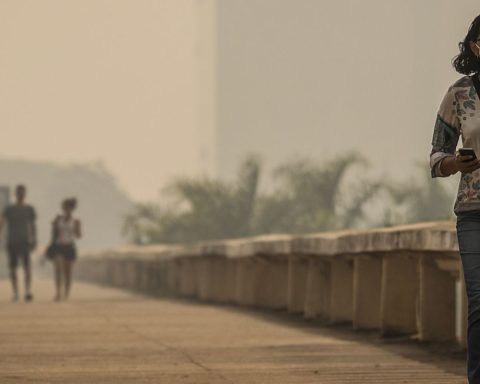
[76,221,467,348]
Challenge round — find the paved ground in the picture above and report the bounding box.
[0,278,468,383]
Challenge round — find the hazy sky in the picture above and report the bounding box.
[0,0,199,200]
[0,1,479,201]
[214,0,479,185]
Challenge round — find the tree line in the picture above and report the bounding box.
[123,152,456,245]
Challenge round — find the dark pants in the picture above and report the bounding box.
[7,242,31,269]
[457,211,480,384]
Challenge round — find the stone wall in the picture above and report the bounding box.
[76,221,466,347]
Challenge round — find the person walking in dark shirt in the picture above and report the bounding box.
[0,185,37,302]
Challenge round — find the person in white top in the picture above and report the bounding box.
[51,198,82,301]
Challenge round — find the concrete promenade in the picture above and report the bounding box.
[0,279,467,383]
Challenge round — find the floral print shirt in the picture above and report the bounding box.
[430,75,480,214]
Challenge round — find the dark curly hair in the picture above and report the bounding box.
[62,197,78,210]
[453,15,480,75]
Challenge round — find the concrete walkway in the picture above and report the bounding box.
[0,279,467,383]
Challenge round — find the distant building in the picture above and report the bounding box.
[195,0,477,180]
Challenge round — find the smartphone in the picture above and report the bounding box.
[459,147,477,159]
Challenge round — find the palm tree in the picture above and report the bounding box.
[380,163,456,225]
[125,152,448,244]
[253,152,382,234]
[123,155,261,243]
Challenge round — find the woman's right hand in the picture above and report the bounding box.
[454,153,480,174]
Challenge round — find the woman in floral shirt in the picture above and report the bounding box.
[430,15,480,384]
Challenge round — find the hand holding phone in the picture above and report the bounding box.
[458,148,477,159]
[456,147,480,173]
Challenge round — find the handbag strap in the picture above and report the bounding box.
[471,73,480,99]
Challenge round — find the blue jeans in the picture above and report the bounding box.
[457,210,480,384]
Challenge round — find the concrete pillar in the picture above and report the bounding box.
[235,258,256,306]
[197,258,214,301]
[154,260,169,295]
[147,260,159,294]
[178,258,188,296]
[127,258,137,290]
[105,259,114,285]
[380,253,419,337]
[178,258,197,297]
[139,261,150,292]
[133,260,143,291]
[112,261,123,287]
[165,259,180,295]
[125,260,137,289]
[330,258,354,324]
[113,260,119,281]
[120,260,128,287]
[418,255,456,341]
[224,259,238,303]
[304,258,331,321]
[114,260,122,286]
[209,258,229,303]
[353,256,382,330]
[97,259,109,284]
[190,258,201,298]
[121,259,129,288]
[114,260,121,287]
[253,256,288,310]
[287,256,308,314]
